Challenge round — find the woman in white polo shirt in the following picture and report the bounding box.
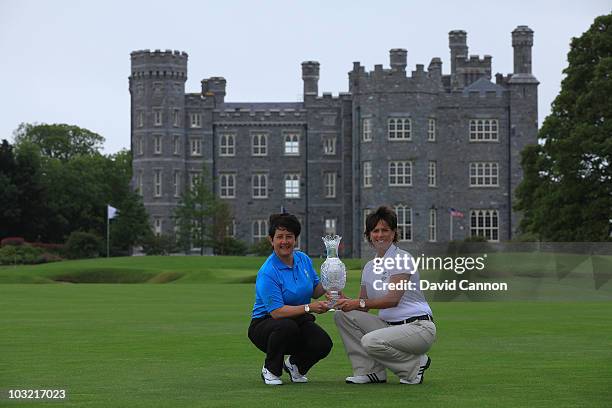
[333,206,436,384]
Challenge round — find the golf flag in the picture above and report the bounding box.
[450,208,464,218]
[107,205,118,220]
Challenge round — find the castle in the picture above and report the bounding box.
[129,26,538,257]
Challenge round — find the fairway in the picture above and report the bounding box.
[1,258,611,407]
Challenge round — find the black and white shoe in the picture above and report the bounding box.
[400,355,431,384]
[261,366,283,385]
[345,371,387,384]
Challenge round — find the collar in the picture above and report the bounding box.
[271,251,295,270]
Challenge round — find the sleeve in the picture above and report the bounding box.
[388,250,416,277]
[256,271,285,313]
[303,252,320,289]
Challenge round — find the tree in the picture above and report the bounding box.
[13,123,105,161]
[109,191,151,255]
[515,13,612,241]
[174,172,232,255]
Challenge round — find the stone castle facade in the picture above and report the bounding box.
[129,26,538,257]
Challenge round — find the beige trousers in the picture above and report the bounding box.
[333,310,436,381]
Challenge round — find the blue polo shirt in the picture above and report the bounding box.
[251,251,320,319]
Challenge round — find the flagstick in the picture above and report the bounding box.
[450,212,453,241]
[107,215,110,258]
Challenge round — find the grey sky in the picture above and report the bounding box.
[1,0,610,154]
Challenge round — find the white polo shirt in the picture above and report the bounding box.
[361,244,433,322]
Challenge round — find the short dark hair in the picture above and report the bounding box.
[268,213,301,238]
[364,206,398,244]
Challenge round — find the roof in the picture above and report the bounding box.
[462,77,505,96]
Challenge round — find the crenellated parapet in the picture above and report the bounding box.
[130,49,188,80]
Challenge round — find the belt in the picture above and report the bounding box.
[387,314,434,325]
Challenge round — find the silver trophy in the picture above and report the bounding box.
[321,235,347,311]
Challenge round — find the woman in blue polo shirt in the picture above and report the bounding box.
[248,213,332,385]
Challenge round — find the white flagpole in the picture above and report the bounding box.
[107,213,110,258]
[450,212,453,241]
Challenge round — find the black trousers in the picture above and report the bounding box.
[248,314,333,377]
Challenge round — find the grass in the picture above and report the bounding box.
[1,256,611,407]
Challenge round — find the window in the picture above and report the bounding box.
[324,172,336,198]
[323,136,336,155]
[252,173,268,199]
[137,137,144,155]
[190,113,202,128]
[469,119,499,141]
[284,133,300,155]
[362,118,372,142]
[252,133,267,156]
[470,209,499,241]
[190,138,202,156]
[173,170,180,197]
[429,209,437,242]
[189,172,202,191]
[395,205,412,241]
[173,136,180,155]
[252,219,268,242]
[137,111,144,128]
[154,169,162,197]
[387,118,411,140]
[154,135,162,154]
[469,162,499,187]
[428,118,436,141]
[219,173,236,198]
[389,161,412,186]
[363,161,372,188]
[154,110,163,126]
[325,218,336,235]
[428,161,437,187]
[154,218,162,237]
[219,133,235,157]
[137,170,143,196]
[284,174,300,198]
[173,109,180,127]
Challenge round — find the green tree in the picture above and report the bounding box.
[0,140,47,240]
[515,13,612,241]
[174,172,232,255]
[109,191,151,255]
[13,123,105,161]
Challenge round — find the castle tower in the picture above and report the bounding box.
[129,49,188,236]
[389,48,407,72]
[449,30,468,75]
[507,26,539,237]
[512,25,534,75]
[301,61,320,98]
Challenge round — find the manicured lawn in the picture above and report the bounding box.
[1,256,611,407]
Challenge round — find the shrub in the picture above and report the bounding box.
[0,244,44,265]
[1,237,25,247]
[249,239,272,256]
[211,237,248,256]
[464,235,488,243]
[30,242,65,255]
[65,231,103,259]
[142,234,177,255]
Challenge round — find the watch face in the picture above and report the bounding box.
[359,299,366,308]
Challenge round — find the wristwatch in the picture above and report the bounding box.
[359,299,366,309]
[304,304,310,313]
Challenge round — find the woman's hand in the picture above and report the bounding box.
[308,301,330,314]
[334,298,360,312]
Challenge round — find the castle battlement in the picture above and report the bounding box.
[130,49,188,79]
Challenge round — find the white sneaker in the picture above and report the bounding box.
[261,366,283,385]
[400,355,431,385]
[283,356,308,383]
[345,371,386,384]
